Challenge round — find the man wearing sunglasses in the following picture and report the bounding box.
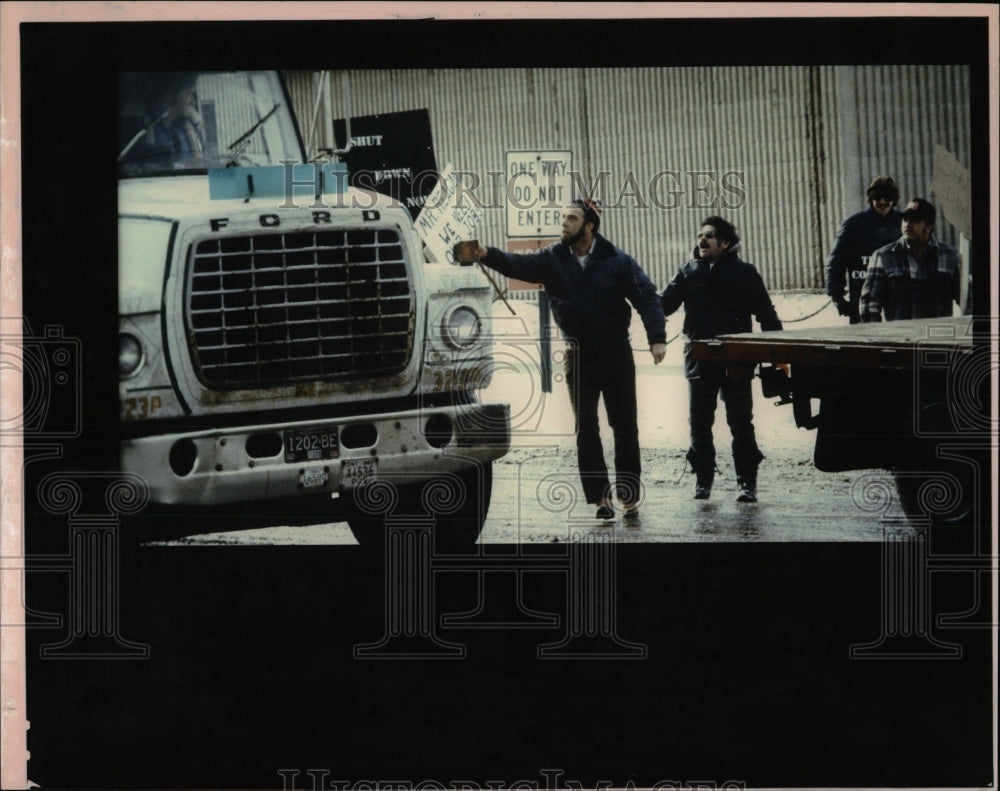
[660,217,783,503]
[825,176,903,324]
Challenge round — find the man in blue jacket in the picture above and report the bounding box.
[460,199,667,521]
[661,217,783,503]
[826,176,903,323]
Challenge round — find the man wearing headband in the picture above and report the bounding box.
[457,198,667,522]
[826,176,902,324]
[860,198,964,322]
[661,216,783,504]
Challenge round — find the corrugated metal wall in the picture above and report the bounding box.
[285,66,970,295]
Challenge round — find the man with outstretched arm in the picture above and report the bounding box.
[456,198,666,522]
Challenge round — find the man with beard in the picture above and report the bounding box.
[660,216,783,503]
[457,199,666,521]
[826,176,903,323]
[860,198,964,322]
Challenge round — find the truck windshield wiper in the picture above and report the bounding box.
[118,110,169,162]
[224,103,280,166]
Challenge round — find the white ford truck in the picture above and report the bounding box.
[117,70,509,547]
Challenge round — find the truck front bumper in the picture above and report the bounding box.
[121,402,510,506]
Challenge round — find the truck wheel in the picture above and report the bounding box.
[892,462,975,527]
[345,463,492,553]
[433,463,493,553]
[893,402,977,528]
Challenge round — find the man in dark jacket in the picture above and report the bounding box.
[661,216,782,503]
[860,198,964,322]
[826,176,903,323]
[459,199,666,521]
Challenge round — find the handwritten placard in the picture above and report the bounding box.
[931,145,971,238]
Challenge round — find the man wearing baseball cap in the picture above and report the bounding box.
[859,198,964,322]
[455,198,667,522]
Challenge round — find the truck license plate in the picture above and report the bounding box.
[284,426,339,462]
[299,467,329,488]
[341,458,378,489]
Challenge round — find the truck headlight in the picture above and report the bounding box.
[442,306,482,349]
[119,333,144,378]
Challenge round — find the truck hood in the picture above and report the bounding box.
[119,176,217,219]
[118,176,399,219]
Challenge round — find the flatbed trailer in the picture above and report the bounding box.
[689,315,985,525]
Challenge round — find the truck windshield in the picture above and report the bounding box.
[118,71,304,177]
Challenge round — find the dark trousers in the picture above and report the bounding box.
[687,362,763,485]
[565,343,641,504]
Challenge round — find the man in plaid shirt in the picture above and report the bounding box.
[859,198,964,322]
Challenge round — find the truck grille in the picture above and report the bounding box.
[186,228,414,387]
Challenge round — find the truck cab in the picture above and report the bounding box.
[117,71,510,548]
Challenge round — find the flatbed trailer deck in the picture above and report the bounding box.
[689,315,974,369]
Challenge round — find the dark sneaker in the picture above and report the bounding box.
[694,486,711,500]
[623,506,640,521]
[596,504,615,520]
[736,484,757,503]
